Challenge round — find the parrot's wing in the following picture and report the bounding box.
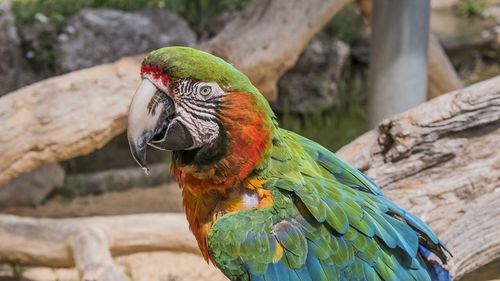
[208,131,449,281]
[208,189,432,281]
[298,136,450,263]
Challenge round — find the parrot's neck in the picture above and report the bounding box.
[180,178,272,261]
[171,92,274,188]
[171,92,276,261]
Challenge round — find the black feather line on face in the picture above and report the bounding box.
[175,122,228,167]
[180,100,218,122]
[168,77,229,167]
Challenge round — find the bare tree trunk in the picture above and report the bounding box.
[0,213,197,281]
[427,33,464,99]
[337,75,500,279]
[0,76,498,280]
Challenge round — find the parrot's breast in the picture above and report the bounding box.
[180,177,273,261]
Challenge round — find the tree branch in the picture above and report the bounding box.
[0,0,350,186]
[0,76,499,280]
[0,56,142,186]
[0,213,197,281]
[337,75,500,279]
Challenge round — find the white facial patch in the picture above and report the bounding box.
[173,109,220,149]
[145,77,225,150]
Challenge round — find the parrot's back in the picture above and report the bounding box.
[208,129,451,281]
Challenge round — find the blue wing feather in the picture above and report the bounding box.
[208,130,451,281]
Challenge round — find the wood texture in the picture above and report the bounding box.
[0,0,350,186]
[427,33,464,99]
[0,56,142,186]
[0,76,498,280]
[338,75,500,279]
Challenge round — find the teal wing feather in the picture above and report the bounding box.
[208,129,450,281]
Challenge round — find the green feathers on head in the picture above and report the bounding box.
[142,46,259,95]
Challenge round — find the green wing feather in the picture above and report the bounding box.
[208,129,449,281]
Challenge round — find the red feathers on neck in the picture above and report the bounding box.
[172,92,272,191]
[171,92,272,261]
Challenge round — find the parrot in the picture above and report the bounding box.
[127,46,452,281]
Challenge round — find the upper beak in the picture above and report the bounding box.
[127,79,193,172]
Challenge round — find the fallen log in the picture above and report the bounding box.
[338,75,500,278]
[427,33,464,99]
[0,213,197,281]
[0,56,142,186]
[0,76,498,280]
[0,0,349,186]
[0,0,467,186]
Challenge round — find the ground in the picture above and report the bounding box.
[15,252,226,281]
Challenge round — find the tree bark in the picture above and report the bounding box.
[0,56,142,187]
[0,76,499,280]
[427,33,464,99]
[0,213,197,281]
[337,75,500,279]
[0,0,350,186]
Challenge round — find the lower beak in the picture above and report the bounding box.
[127,79,193,172]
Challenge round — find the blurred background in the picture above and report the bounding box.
[0,0,499,280]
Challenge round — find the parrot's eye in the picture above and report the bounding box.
[199,85,212,96]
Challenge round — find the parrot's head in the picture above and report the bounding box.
[127,47,274,184]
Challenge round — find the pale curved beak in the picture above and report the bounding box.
[127,79,193,172]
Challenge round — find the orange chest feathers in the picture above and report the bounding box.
[173,92,275,261]
[180,178,272,262]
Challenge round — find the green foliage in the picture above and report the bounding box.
[324,4,365,44]
[10,263,26,280]
[54,176,87,199]
[124,263,134,280]
[163,0,247,33]
[278,80,368,152]
[11,0,247,32]
[457,0,483,17]
[11,0,163,27]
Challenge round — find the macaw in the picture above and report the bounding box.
[127,46,452,281]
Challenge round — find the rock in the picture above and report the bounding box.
[274,36,350,114]
[57,9,197,72]
[481,5,500,21]
[0,164,65,208]
[0,3,38,96]
[17,15,58,73]
[201,10,238,40]
[487,24,500,50]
